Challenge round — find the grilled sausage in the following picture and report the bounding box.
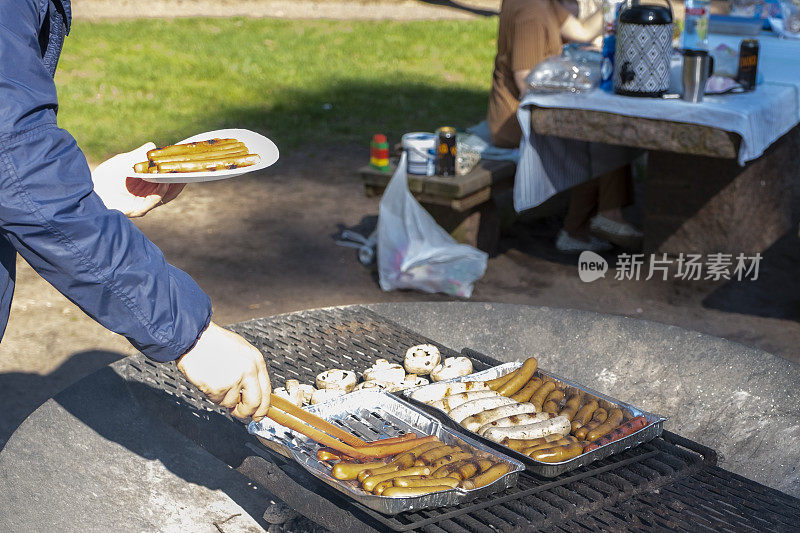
[316,449,342,462]
[428,390,501,412]
[574,408,608,440]
[410,381,490,403]
[530,381,556,411]
[393,475,460,488]
[483,415,571,443]
[522,436,576,454]
[450,460,480,481]
[497,358,538,396]
[149,143,247,163]
[332,459,388,480]
[545,389,565,404]
[500,433,563,452]
[373,479,395,495]
[570,400,599,432]
[476,412,552,436]
[353,435,438,459]
[528,441,584,463]
[558,394,582,422]
[485,369,518,390]
[542,400,560,415]
[585,408,624,442]
[133,161,152,173]
[388,441,444,469]
[157,154,260,173]
[509,377,542,402]
[359,462,402,481]
[146,138,239,158]
[460,463,510,489]
[448,396,516,423]
[584,416,648,452]
[429,452,474,471]
[415,445,462,466]
[362,466,431,492]
[382,485,454,497]
[461,402,538,432]
[431,458,469,479]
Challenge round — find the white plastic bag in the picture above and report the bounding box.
[377,153,488,298]
[526,54,601,94]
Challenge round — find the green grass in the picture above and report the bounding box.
[55,17,498,162]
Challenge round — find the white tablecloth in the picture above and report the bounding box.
[514,33,800,212]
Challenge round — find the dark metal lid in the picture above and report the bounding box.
[619,4,673,24]
[683,49,710,57]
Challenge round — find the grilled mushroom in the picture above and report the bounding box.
[310,388,346,405]
[353,380,392,391]
[316,369,357,393]
[404,344,441,376]
[362,359,405,384]
[393,374,430,391]
[273,386,303,407]
[297,384,316,405]
[430,357,474,382]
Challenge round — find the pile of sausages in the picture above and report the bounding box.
[410,357,649,463]
[133,138,260,173]
[324,437,510,497]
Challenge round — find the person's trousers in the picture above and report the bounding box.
[563,165,633,235]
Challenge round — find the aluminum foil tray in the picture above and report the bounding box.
[247,390,525,515]
[402,362,667,477]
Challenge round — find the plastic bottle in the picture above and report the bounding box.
[601,0,626,91]
[682,0,710,50]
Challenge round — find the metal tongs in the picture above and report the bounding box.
[267,394,434,460]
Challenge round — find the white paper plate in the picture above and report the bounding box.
[134,128,279,183]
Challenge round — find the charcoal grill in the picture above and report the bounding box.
[119,305,800,532]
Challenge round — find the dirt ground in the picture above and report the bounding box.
[2,146,798,449]
[1,1,798,449]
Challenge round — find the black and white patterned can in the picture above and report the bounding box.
[613,1,674,97]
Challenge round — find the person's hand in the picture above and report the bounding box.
[176,322,271,421]
[91,142,187,218]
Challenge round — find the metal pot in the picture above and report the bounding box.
[613,0,674,97]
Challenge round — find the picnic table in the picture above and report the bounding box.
[2,303,799,531]
[518,33,800,255]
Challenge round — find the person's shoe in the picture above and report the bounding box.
[589,215,643,250]
[555,229,613,253]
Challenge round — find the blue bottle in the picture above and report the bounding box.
[601,0,626,91]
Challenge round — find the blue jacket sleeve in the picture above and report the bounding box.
[0,0,212,362]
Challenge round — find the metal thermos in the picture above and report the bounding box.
[681,49,714,103]
[613,0,674,97]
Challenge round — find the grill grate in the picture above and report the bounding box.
[229,307,476,388]
[120,306,800,532]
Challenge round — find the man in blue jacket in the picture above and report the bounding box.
[0,0,271,420]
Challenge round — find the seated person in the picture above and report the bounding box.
[488,0,642,252]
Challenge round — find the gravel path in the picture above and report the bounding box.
[73,0,500,20]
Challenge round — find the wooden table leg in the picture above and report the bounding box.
[643,125,798,255]
[423,200,501,255]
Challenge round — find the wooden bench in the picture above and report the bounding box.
[359,159,516,254]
